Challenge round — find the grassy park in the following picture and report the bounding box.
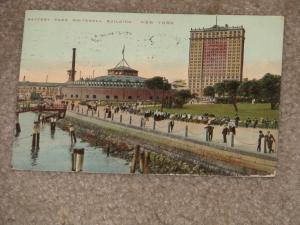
[146,103,279,120]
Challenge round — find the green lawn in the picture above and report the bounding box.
[145,103,279,120]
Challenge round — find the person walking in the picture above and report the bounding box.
[257,130,264,152]
[69,123,77,144]
[235,114,240,127]
[265,131,276,153]
[245,117,251,128]
[71,101,75,110]
[253,118,258,128]
[170,119,175,132]
[205,122,214,141]
[222,124,229,143]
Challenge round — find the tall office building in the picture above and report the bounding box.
[188,22,245,96]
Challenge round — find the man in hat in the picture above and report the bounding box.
[222,124,229,143]
[257,130,264,152]
[204,121,214,142]
[265,131,276,153]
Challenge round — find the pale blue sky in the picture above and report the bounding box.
[20,10,284,83]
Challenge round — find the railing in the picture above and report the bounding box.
[69,105,278,156]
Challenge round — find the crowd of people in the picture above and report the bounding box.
[72,101,277,154]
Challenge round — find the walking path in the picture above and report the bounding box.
[70,105,278,158]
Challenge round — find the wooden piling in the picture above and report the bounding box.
[129,115,132,125]
[143,151,150,174]
[130,145,140,173]
[139,150,145,173]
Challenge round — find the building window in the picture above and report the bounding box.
[106,95,110,99]
[93,95,96,99]
[114,96,118,99]
[149,96,153,100]
[75,94,78,98]
[71,94,73,98]
[128,96,132,99]
[86,95,89,98]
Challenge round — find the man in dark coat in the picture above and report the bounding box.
[257,130,264,152]
[222,125,229,143]
[265,131,276,153]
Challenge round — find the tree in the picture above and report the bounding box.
[214,82,225,97]
[260,73,281,109]
[144,76,171,110]
[173,89,192,108]
[238,80,261,99]
[144,76,171,90]
[203,86,215,98]
[224,80,240,112]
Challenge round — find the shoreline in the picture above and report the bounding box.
[57,117,216,175]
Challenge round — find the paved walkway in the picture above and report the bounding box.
[70,105,278,157]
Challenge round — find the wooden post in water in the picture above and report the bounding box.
[120,114,123,123]
[72,148,84,172]
[130,145,140,173]
[97,111,100,117]
[129,115,132,125]
[139,150,145,173]
[81,108,83,114]
[143,151,150,174]
[111,113,114,120]
[153,119,156,130]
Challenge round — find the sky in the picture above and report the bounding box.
[19,10,284,83]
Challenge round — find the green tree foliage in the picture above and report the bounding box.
[224,80,241,112]
[203,86,215,97]
[145,76,171,91]
[174,89,192,108]
[145,76,171,111]
[238,80,261,99]
[260,73,281,109]
[214,82,225,97]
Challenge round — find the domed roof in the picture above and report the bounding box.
[95,75,145,83]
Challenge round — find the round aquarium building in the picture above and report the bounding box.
[62,54,174,103]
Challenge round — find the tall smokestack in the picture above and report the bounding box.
[71,48,76,82]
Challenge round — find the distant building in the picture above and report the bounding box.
[18,81,64,100]
[188,22,245,96]
[171,80,188,90]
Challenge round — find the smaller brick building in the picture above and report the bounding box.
[62,56,174,102]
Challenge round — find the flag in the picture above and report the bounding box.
[122,45,125,58]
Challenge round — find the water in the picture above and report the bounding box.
[12,112,130,173]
